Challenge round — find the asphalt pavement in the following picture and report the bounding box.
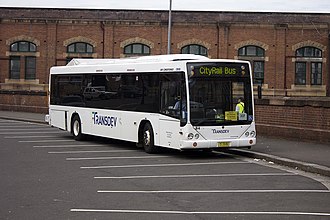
[0,110,329,177]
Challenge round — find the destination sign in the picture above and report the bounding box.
[188,62,249,78]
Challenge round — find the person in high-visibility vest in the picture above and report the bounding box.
[235,97,245,113]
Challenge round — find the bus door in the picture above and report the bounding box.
[158,73,184,149]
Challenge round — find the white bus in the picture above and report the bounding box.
[47,54,256,153]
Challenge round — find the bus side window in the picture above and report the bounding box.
[138,74,159,113]
[53,75,84,107]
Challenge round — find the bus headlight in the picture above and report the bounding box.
[245,131,256,137]
[188,133,200,140]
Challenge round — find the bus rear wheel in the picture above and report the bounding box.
[71,115,84,141]
[142,123,158,154]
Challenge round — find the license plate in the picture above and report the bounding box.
[217,142,230,147]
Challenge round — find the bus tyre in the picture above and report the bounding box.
[71,115,84,141]
[142,123,158,154]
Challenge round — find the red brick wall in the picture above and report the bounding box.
[255,99,330,143]
[0,92,48,113]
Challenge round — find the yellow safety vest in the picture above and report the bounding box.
[237,102,245,113]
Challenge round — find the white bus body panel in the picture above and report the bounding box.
[49,105,184,149]
[49,105,255,150]
[159,116,181,149]
[49,109,67,130]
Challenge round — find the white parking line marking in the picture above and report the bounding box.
[67,156,168,160]
[0,125,47,128]
[34,144,110,148]
[5,136,60,139]
[94,173,296,179]
[0,128,53,131]
[0,121,25,124]
[97,189,330,193]
[81,161,248,169]
[0,131,63,134]
[49,150,136,154]
[70,209,330,216]
[19,139,75,143]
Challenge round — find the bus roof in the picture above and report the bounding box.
[66,54,209,66]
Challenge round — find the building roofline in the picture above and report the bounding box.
[1,7,329,26]
[1,6,329,15]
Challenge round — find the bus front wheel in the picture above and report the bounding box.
[71,115,84,141]
[142,123,158,154]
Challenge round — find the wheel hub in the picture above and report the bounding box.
[144,130,150,146]
[73,120,80,136]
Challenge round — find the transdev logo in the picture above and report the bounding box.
[92,112,117,128]
[212,129,229,134]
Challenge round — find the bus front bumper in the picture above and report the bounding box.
[179,137,256,150]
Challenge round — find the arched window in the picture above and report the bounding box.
[238,46,265,84]
[66,42,94,63]
[296,47,322,58]
[238,46,264,57]
[181,44,208,57]
[124,43,150,56]
[295,47,322,85]
[10,41,36,52]
[67,42,93,53]
[9,41,37,79]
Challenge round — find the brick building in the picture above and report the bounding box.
[0,7,329,142]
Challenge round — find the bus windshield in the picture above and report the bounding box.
[187,62,253,126]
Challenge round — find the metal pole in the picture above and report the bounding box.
[167,0,172,54]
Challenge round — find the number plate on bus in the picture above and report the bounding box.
[217,142,230,147]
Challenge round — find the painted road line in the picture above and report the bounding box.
[0,128,54,131]
[0,121,25,124]
[97,189,330,193]
[94,173,296,179]
[70,209,330,216]
[19,139,75,143]
[33,144,110,148]
[0,131,64,134]
[67,156,168,161]
[81,161,249,169]
[0,125,47,128]
[48,150,137,154]
[5,136,61,139]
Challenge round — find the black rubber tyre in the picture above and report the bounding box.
[142,123,158,154]
[71,115,85,141]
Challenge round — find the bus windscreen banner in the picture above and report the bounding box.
[188,62,249,78]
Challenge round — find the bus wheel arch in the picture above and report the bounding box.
[71,113,85,141]
[139,120,158,154]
